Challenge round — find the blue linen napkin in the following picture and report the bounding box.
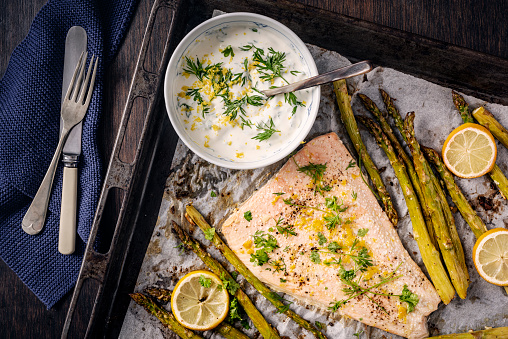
[0,0,138,308]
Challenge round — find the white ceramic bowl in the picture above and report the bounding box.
[164,12,320,169]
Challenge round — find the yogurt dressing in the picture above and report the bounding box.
[173,22,313,163]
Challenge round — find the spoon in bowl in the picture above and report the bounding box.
[260,60,373,97]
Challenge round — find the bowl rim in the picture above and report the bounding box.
[164,12,320,169]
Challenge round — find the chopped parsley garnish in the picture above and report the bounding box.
[250,231,279,266]
[399,285,419,312]
[204,227,215,241]
[210,191,217,197]
[357,228,369,237]
[280,278,287,283]
[252,117,280,142]
[244,211,253,221]
[228,297,250,329]
[327,241,341,253]
[353,330,364,338]
[352,191,357,200]
[310,250,321,264]
[324,196,348,230]
[199,275,212,288]
[273,192,285,196]
[221,45,234,57]
[218,272,240,295]
[317,232,327,246]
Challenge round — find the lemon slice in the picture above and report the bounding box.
[171,270,229,331]
[473,228,508,286]
[442,123,497,178]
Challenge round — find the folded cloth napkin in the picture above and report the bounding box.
[0,0,138,308]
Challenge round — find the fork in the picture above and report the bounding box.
[22,52,98,235]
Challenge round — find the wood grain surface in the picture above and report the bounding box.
[0,0,506,338]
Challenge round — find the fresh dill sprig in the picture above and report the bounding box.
[328,263,404,314]
[185,88,203,104]
[293,160,331,195]
[252,117,280,142]
[284,92,305,115]
[183,57,207,80]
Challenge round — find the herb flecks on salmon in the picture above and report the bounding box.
[222,133,441,339]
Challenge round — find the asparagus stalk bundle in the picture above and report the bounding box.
[359,93,438,249]
[452,91,508,199]
[403,112,470,299]
[333,80,398,225]
[426,327,508,338]
[422,146,488,239]
[171,221,281,339]
[185,205,327,339]
[381,89,466,260]
[472,106,508,150]
[357,115,456,304]
[129,293,204,339]
[130,292,250,339]
[422,146,508,294]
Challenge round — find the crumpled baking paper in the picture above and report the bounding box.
[119,42,508,339]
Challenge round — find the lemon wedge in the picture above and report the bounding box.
[473,228,508,286]
[442,123,497,178]
[171,270,229,330]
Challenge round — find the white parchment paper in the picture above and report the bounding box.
[119,42,508,339]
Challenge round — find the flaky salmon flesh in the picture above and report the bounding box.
[222,133,441,339]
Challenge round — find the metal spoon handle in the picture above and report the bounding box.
[261,60,373,97]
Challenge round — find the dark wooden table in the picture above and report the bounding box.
[1,0,506,338]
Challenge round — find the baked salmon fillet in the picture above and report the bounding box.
[221,132,441,339]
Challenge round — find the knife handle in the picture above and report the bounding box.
[59,167,78,255]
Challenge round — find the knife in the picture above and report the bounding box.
[59,26,87,255]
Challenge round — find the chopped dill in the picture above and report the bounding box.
[252,117,280,142]
[221,45,234,57]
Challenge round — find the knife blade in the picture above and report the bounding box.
[59,26,87,255]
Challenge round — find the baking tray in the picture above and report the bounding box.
[63,0,508,337]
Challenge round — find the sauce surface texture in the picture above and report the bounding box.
[173,22,313,163]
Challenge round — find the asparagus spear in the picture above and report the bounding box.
[358,93,438,249]
[357,115,455,303]
[185,205,328,339]
[171,221,281,339]
[131,292,249,339]
[381,89,466,267]
[422,146,508,294]
[452,90,508,199]
[333,80,398,225]
[422,146,488,238]
[129,293,204,339]
[452,91,474,123]
[473,106,508,149]
[427,327,508,338]
[404,112,469,299]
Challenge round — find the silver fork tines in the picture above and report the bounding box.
[22,52,99,235]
